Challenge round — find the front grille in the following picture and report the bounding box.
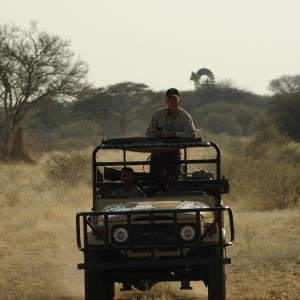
[111,223,197,246]
[131,224,177,245]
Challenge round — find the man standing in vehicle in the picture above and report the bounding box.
[146,88,196,139]
[146,88,197,177]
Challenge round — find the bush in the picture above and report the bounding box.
[223,128,300,210]
[245,124,291,159]
[254,161,300,210]
[45,152,90,185]
[194,101,263,137]
[202,112,243,136]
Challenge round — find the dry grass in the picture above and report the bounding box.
[226,207,300,300]
[0,159,89,299]
[0,153,299,299]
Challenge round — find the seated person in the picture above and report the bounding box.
[109,167,146,198]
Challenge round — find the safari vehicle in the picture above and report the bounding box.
[76,137,235,300]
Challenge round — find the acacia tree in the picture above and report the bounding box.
[268,75,300,141]
[269,75,300,95]
[0,22,90,161]
[104,82,155,135]
[73,82,156,137]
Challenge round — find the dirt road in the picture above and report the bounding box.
[114,282,208,300]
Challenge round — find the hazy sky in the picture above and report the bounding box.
[1,0,299,95]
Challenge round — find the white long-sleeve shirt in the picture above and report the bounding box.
[110,187,145,198]
[146,107,197,138]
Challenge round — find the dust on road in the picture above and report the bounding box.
[114,281,208,300]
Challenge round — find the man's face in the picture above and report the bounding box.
[166,95,181,111]
[120,171,134,185]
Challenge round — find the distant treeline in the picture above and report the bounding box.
[21,79,299,152]
[1,22,299,161]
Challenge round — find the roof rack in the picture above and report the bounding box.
[96,137,210,152]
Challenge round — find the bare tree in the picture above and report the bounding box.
[0,22,90,160]
[269,75,300,95]
[268,75,300,141]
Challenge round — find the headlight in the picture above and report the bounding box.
[180,225,196,241]
[113,227,128,243]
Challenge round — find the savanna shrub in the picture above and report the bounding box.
[254,161,300,210]
[223,127,300,210]
[224,154,300,210]
[45,152,90,185]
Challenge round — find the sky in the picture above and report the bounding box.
[1,0,300,95]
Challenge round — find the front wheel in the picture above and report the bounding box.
[207,247,226,300]
[85,269,114,300]
[84,251,114,300]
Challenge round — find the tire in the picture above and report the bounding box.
[85,269,114,300]
[207,247,226,300]
[132,280,155,291]
[84,252,115,300]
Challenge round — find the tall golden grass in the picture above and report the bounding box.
[0,157,88,299]
[0,142,299,299]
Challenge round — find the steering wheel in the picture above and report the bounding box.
[107,184,145,198]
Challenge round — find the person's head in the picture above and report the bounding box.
[165,88,181,113]
[120,167,135,185]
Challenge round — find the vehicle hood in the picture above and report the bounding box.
[102,200,209,212]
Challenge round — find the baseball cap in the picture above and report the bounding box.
[166,88,180,98]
